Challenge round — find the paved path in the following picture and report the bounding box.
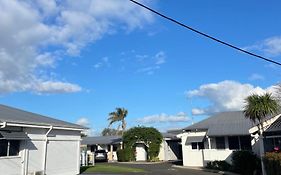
[82,162,217,175]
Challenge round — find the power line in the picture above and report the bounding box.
[129,0,281,66]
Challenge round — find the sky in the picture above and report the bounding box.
[1,0,281,135]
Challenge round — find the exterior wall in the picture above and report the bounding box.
[158,140,180,161]
[0,127,82,175]
[181,132,233,167]
[158,141,165,161]
[0,156,22,175]
[135,143,147,161]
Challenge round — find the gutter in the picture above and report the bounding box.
[43,125,53,175]
[0,122,7,128]
[5,122,84,131]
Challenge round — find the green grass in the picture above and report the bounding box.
[80,164,145,174]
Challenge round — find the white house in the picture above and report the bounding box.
[0,104,85,175]
[81,136,122,163]
[178,111,254,167]
[82,132,182,163]
[158,132,182,161]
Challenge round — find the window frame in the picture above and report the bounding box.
[0,139,20,157]
[215,137,226,149]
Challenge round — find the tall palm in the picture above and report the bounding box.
[244,93,279,132]
[108,107,128,135]
[244,93,279,175]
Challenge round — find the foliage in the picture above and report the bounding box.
[206,160,231,171]
[108,107,128,135]
[244,93,279,129]
[80,164,145,173]
[231,150,260,175]
[101,128,120,136]
[117,148,135,162]
[263,152,281,175]
[123,126,163,161]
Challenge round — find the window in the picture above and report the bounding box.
[198,142,205,149]
[0,140,20,157]
[215,137,225,149]
[0,140,8,157]
[191,142,197,149]
[240,136,252,150]
[90,145,97,152]
[191,142,204,150]
[9,140,20,156]
[228,136,239,150]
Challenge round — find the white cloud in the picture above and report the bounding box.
[245,36,281,56]
[76,117,90,126]
[137,112,190,124]
[94,57,110,69]
[191,108,205,115]
[186,80,274,115]
[136,51,166,75]
[155,51,166,65]
[0,0,154,94]
[76,117,94,136]
[249,73,265,81]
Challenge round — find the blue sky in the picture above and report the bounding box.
[1,0,281,135]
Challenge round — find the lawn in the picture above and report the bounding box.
[80,164,145,174]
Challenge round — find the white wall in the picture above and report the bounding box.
[136,143,147,161]
[181,131,207,167]
[181,132,235,167]
[0,156,22,175]
[46,140,80,175]
[0,127,82,175]
[158,140,180,161]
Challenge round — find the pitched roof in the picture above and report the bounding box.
[0,104,85,129]
[81,136,122,145]
[183,111,255,136]
[265,116,281,133]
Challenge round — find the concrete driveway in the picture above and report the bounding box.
[82,162,217,175]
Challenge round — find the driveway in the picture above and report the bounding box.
[82,162,217,175]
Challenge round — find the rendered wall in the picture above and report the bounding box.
[0,127,82,175]
[0,156,22,175]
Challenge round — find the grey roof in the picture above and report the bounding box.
[0,104,85,129]
[162,132,180,140]
[81,136,122,145]
[265,116,281,133]
[183,111,255,136]
[185,136,205,144]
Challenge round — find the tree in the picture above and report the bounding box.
[122,126,163,161]
[108,107,128,135]
[101,128,120,136]
[244,93,279,132]
[244,93,279,175]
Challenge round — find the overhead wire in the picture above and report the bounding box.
[129,0,281,66]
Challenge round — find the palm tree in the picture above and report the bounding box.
[108,107,128,135]
[244,93,279,175]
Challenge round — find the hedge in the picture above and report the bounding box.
[231,150,260,175]
[264,152,281,175]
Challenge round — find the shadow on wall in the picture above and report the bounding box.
[203,151,233,167]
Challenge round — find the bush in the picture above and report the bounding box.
[263,152,281,175]
[231,150,260,175]
[117,148,135,162]
[123,126,163,161]
[206,160,231,171]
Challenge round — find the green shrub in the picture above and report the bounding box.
[206,160,231,171]
[123,126,163,161]
[117,148,135,162]
[231,150,260,175]
[263,152,281,175]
